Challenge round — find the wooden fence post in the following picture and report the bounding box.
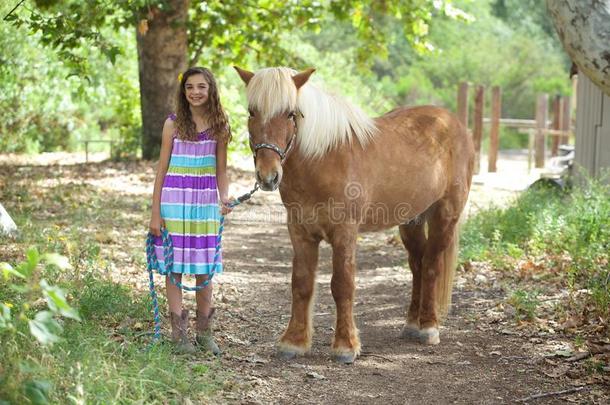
[551,95,562,156]
[535,94,548,168]
[488,86,501,173]
[473,85,484,174]
[457,82,469,128]
[561,95,571,144]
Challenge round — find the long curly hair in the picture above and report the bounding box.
[174,67,231,142]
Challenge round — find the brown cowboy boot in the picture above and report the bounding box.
[195,308,220,355]
[169,310,196,354]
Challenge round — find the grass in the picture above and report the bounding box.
[461,174,610,321]
[0,162,225,403]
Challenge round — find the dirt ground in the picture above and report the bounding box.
[1,153,608,404]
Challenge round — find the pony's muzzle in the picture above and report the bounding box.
[256,169,281,191]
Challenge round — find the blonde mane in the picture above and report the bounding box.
[246,67,378,159]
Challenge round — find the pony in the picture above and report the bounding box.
[234,66,474,364]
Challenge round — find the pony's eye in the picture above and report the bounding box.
[287,111,296,119]
[248,109,255,118]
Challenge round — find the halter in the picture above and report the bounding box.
[250,110,302,165]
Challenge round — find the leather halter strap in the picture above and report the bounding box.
[250,111,301,164]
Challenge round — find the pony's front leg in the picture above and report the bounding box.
[278,227,320,359]
[330,228,360,364]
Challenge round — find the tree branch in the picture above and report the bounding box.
[515,386,588,403]
[3,0,26,21]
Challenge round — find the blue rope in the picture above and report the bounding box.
[145,185,258,343]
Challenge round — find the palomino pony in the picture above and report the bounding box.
[235,66,474,364]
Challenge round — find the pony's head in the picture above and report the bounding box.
[234,66,315,191]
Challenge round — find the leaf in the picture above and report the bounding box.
[28,311,63,345]
[40,280,81,321]
[9,284,30,294]
[553,349,573,358]
[26,247,40,270]
[0,262,25,280]
[15,262,34,278]
[23,379,52,405]
[138,19,149,35]
[0,303,12,329]
[42,253,71,270]
[306,371,326,380]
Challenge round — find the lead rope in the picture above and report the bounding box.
[145,184,259,343]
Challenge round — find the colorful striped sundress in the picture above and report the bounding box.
[154,114,222,275]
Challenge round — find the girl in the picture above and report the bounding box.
[149,67,232,354]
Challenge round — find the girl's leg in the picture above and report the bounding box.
[195,275,212,315]
[166,273,183,314]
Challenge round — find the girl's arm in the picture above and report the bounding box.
[216,138,232,215]
[149,119,175,236]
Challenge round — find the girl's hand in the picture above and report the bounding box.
[149,215,165,236]
[220,196,235,215]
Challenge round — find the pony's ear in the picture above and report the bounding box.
[234,66,254,85]
[292,68,315,89]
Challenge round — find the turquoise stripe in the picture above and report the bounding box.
[160,204,220,220]
[169,155,216,168]
[158,261,223,275]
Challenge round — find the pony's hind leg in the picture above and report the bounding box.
[278,226,320,359]
[329,226,360,364]
[398,219,427,341]
[418,198,461,345]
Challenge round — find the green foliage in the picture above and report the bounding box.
[461,175,610,318]
[8,0,456,78]
[0,243,220,403]
[491,0,557,40]
[0,248,81,404]
[375,0,570,118]
[1,247,80,345]
[508,288,540,321]
[0,16,74,153]
[2,0,571,156]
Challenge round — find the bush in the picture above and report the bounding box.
[461,176,610,318]
[0,248,81,404]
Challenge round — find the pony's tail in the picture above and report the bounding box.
[435,223,460,320]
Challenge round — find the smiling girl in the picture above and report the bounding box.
[149,67,232,354]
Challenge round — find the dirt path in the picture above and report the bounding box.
[1,156,607,404]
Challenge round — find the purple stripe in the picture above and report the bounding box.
[154,234,218,249]
[161,188,218,204]
[172,139,216,156]
[154,245,220,263]
[163,175,217,189]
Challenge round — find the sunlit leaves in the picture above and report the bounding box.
[10,0,463,76]
[28,310,63,345]
[41,279,81,321]
[1,248,81,345]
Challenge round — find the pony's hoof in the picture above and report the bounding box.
[399,324,421,341]
[277,349,298,360]
[333,353,356,364]
[418,327,440,345]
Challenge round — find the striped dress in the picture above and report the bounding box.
[154,114,222,275]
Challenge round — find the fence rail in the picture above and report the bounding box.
[457,81,575,174]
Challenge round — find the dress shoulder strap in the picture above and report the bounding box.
[167,113,179,138]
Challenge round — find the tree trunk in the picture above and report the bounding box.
[137,0,189,160]
[546,0,610,96]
